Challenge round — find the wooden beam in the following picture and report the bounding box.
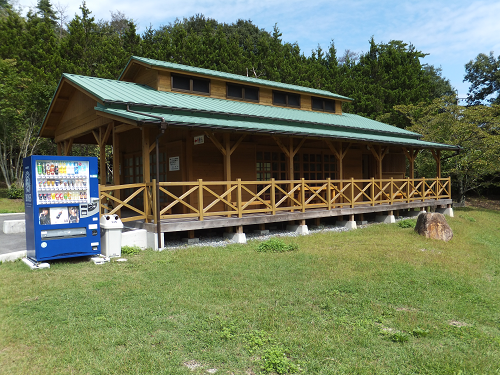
[99,126,107,184]
[230,134,246,155]
[431,149,441,178]
[64,138,73,156]
[114,124,137,133]
[54,116,111,144]
[205,131,226,156]
[113,122,121,216]
[402,147,420,179]
[272,136,290,158]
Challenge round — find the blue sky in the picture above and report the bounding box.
[23,0,500,99]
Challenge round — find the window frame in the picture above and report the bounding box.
[226,83,260,102]
[171,73,211,95]
[272,90,301,108]
[311,97,337,113]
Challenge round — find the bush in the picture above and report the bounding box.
[7,186,24,199]
[257,238,298,253]
[121,245,141,255]
[260,345,299,374]
[397,219,417,229]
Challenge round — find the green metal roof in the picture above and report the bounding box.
[62,73,422,139]
[120,56,353,102]
[95,103,458,150]
[47,73,458,150]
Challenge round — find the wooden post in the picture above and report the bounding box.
[371,177,375,206]
[402,147,420,179]
[99,127,106,185]
[327,177,332,210]
[198,179,204,221]
[152,179,157,223]
[351,177,354,208]
[271,178,276,215]
[431,149,441,178]
[301,178,305,212]
[113,123,121,217]
[237,178,242,218]
[224,133,231,216]
[57,142,62,156]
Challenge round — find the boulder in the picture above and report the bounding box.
[414,212,453,242]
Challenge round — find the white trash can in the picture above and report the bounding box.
[100,215,124,257]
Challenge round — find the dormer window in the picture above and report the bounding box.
[172,74,210,94]
[227,83,259,102]
[273,91,300,108]
[312,97,336,112]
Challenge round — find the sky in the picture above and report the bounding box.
[21,0,500,99]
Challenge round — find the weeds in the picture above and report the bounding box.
[256,238,298,253]
[121,245,142,255]
[397,218,417,228]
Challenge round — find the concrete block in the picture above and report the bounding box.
[121,229,148,249]
[3,220,25,234]
[223,232,247,243]
[0,250,27,263]
[335,220,348,227]
[436,207,454,217]
[286,224,309,235]
[147,231,165,250]
[182,237,200,245]
[253,229,269,235]
[345,221,357,230]
[375,214,396,224]
[22,257,50,270]
[357,221,368,225]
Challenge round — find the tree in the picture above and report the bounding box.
[394,96,500,202]
[464,51,500,105]
[0,59,45,188]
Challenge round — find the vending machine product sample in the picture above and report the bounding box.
[23,155,100,261]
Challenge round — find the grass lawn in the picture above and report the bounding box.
[0,198,24,213]
[1,207,499,374]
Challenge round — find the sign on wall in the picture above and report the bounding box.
[194,135,204,145]
[169,156,180,171]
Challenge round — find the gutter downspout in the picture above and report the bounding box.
[126,105,166,249]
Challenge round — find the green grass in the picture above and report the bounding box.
[1,207,500,374]
[0,197,24,213]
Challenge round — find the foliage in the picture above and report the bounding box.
[256,237,298,253]
[464,51,500,105]
[260,345,299,374]
[7,185,23,199]
[121,245,141,255]
[397,218,417,228]
[394,96,500,202]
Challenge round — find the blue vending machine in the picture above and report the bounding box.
[23,155,101,262]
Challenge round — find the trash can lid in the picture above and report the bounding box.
[100,214,124,229]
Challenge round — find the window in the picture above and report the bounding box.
[172,74,210,94]
[312,97,337,112]
[227,83,259,102]
[293,153,337,181]
[256,151,287,200]
[273,91,300,107]
[123,153,144,206]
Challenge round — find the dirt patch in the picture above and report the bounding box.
[449,320,469,327]
[466,197,500,211]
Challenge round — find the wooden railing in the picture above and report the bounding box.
[99,177,451,222]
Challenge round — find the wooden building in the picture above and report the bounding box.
[40,56,458,245]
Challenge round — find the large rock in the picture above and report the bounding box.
[414,212,453,242]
